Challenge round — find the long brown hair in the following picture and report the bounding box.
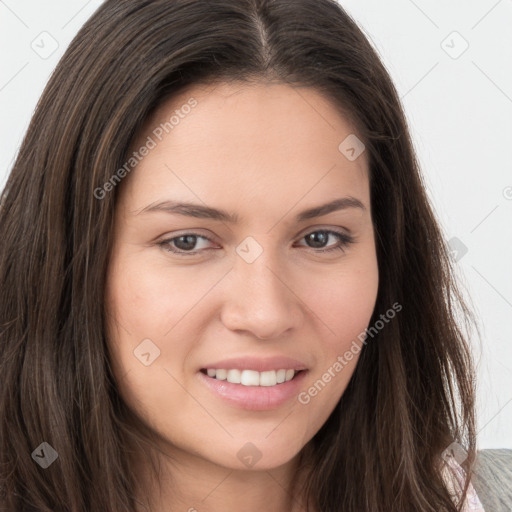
[0,0,479,510]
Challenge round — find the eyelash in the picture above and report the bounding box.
[158,229,354,256]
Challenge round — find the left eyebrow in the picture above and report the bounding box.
[295,197,366,221]
[135,196,366,223]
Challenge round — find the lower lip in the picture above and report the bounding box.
[197,370,308,411]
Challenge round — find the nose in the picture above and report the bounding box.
[220,248,304,340]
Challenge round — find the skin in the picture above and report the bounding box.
[105,81,379,512]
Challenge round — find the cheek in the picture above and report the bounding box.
[104,255,196,395]
[106,250,219,342]
[294,254,379,405]
[302,260,379,347]
[104,262,197,436]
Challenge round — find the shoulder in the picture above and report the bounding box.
[440,454,486,511]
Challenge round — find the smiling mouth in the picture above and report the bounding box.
[200,368,304,387]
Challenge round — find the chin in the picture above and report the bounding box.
[199,435,307,472]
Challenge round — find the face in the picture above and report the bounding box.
[105,81,379,472]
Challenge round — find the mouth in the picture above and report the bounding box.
[199,368,305,387]
[197,368,308,410]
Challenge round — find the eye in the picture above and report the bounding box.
[296,229,354,253]
[158,233,216,255]
[158,229,354,256]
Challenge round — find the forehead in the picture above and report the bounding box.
[121,81,370,217]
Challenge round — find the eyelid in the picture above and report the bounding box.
[159,231,218,246]
[157,226,355,255]
[293,228,355,252]
[156,229,217,243]
[158,225,352,241]
[295,224,352,238]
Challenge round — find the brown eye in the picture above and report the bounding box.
[173,235,200,251]
[158,233,215,255]
[298,230,354,253]
[305,231,329,248]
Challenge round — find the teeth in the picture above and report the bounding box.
[241,370,259,386]
[204,368,299,386]
[215,369,227,380]
[285,369,295,381]
[227,369,241,384]
[259,370,277,386]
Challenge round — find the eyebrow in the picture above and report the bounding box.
[136,196,366,223]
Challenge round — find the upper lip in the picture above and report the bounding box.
[201,356,308,373]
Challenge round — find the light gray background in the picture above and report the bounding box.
[1,0,511,448]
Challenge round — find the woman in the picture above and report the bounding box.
[0,0,485,510]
